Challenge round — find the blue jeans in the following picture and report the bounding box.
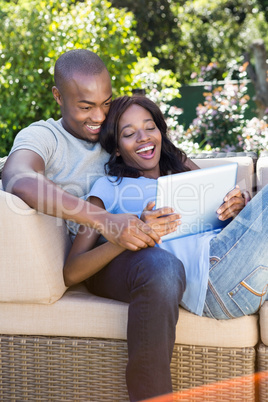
[203,184,268,319]
[86,247,186,402]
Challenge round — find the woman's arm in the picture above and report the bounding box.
[63,196,125,287]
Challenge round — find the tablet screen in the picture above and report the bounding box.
[155,163,238,241]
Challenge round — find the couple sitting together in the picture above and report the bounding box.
[2,49,268,402]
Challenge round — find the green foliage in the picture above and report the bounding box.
[2,0,268,156]
[171,0,268,83]
[0,0,140,156]
[169,79,268,155]
[108,0,268,87]
[131,53,181,104]
[107,0,268,85]
[173,63,268,155]
[109,0,182,72]
[185,81,250,150]
[256,0,268,21]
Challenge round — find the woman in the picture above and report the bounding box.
[64,95,268,401]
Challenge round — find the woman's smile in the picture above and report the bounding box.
[136,144,156,159]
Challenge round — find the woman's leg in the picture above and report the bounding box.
[86,247,186,402]
[203,184,268,320]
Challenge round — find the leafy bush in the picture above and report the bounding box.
[131,53,181,102]
[110,0,181,73]
[171,0,268,83]
[185,81,250,150]
[168,59,268,155]
[240,117,268,153]
[0,0,140,156]
[190,62,222,82]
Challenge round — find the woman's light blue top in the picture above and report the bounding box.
[90,176,218,316]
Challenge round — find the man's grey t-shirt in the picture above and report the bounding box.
[10,118,110,235]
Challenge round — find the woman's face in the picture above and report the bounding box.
[116,104,162,179]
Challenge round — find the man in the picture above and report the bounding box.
[2,49,184,401]
[2,49,160,250]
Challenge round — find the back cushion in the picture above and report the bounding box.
[0,188,71,303]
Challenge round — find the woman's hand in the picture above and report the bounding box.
[140,201,181,237]
[217,185,248,221]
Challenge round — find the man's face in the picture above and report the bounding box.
[53,69,113,142]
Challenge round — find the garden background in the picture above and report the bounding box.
[1,0,268,157]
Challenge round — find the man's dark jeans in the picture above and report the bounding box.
[86,247,186,401]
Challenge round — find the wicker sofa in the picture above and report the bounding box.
[0,154,267,402]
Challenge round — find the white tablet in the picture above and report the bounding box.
[155,163,238,241]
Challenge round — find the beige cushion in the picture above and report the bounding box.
[256,156,268,191]
[0,189,71,303]
[260,301,268,345]
[194,156,254,196]
[0,283,259,348]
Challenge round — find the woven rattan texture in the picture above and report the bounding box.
[258,343,268,402]
[0,335,256,401]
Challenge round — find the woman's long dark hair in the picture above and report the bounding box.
[100,95,190,180]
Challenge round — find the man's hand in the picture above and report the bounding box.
[217,185,246,221]
[96,212,162,251]
[140,201,181,237]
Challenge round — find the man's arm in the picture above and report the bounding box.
[2,149,161,250]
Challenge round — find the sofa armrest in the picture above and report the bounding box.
[256,154,268,191]
[0,187,71,304]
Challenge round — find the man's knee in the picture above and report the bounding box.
[127,247,186,297]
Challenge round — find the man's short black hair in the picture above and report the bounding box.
[54,49,108,90]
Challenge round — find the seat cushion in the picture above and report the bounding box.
[0,284,259,348]
[260,301,268,346]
